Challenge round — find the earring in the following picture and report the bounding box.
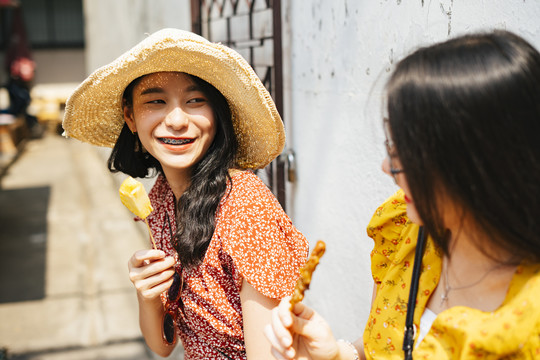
[134,133,141,152]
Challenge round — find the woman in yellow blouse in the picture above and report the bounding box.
[265,29,540,359]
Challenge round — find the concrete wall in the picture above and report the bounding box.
[83,0,191,74]
[282,0,540,341]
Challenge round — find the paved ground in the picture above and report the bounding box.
[0,132,183,359]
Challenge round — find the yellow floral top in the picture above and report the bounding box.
[364,190,540,359]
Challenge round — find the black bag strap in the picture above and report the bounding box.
[403,226,426,360]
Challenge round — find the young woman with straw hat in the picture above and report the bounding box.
[63,28,308,359]
[265,30,540,360]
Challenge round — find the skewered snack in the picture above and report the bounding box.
[290,240,326,310]
[119,176,157,249]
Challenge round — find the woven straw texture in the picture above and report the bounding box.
[63,28,284,169]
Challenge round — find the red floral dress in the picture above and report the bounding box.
[143,170,308,359]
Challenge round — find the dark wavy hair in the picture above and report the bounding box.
[108,73,238,268]
[385,30,540,262]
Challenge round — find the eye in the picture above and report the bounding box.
[186,97,207,104]
[146,99,166,104]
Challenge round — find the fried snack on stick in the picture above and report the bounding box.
[290,240,326,310]
[119,176,157,249]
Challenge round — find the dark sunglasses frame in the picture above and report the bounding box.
[161,212,183,345]
[384,139,404,183]
[163,270,182,345]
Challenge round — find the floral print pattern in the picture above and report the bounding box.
[364,190,540,359]
[142,170,308,359]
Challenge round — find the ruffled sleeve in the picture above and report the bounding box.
[366,190,418,287]
[217,171,308,299]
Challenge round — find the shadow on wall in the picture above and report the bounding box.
[0,186,50,303]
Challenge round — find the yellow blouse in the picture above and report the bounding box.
[363,190,540,359]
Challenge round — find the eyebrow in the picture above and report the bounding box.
[138,84,202,96]
[139,87,164,96]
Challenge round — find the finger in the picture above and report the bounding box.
[277,297,294,328]
[129,249,166,268]
[131,256,176,281]
[272,307,293,348]
[270,347,289,360]
[137,274,175,300]
[264,324,288,356]
[293,301,315,320]
[264,324,295,360]
[288,303,318,337]
[130,262,175,285]
[146,256,176,273]
[134,249,167,263]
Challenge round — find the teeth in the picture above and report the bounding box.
[161,138,191,145]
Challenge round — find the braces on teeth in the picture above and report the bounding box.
[161,138,192,145]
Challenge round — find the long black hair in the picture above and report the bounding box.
[386,30,540,261]
[109,73,238,268]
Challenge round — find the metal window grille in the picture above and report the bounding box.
[191,0,287,209]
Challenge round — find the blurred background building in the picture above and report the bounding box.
[1,0,540,359]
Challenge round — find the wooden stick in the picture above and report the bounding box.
[145,219,157,250]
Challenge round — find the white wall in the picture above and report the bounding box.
[83,0,191,74]
[32,49,86,84]
[283,0,540,341]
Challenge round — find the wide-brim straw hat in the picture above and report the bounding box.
[62,28,284,169]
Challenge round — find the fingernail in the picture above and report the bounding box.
[286,348,295,358]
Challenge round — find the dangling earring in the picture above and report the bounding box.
[133,132,141,152]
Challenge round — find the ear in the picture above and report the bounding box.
[123,104,137,133]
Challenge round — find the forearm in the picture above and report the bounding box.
[137,294,175,357]
[241,280,280,360]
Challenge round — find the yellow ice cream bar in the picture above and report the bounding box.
[119,176,153,219]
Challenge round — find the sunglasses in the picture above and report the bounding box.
[163,269,183,344]
[384,139,404,183]
[161,212,184,345]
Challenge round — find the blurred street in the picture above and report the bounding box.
[0,132,182,359]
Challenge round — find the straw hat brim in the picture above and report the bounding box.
[62,28,284,169]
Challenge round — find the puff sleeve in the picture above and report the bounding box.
[217,171,308,299]
[366,190,419,287]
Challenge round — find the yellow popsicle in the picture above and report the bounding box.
[119,176,156,249]
[119,176,153,219]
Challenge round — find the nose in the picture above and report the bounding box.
[381,156,391,176]
[165,107,189,130]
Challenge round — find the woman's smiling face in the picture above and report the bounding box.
[124,72,217,177]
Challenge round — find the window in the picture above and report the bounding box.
[20,0,84,48]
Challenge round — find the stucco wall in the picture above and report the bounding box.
[283,0,540,341]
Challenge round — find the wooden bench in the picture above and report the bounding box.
[0,114,28,169]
